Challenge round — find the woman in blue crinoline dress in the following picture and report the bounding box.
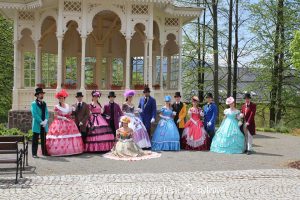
[210,97,245,154]
[151,96,180,151]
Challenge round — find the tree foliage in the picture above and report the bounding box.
[0,15,13,123]
[290,30,300,69]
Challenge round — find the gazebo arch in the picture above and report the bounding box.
[19,28,35,88]
[37,9,58,40]
[63,20,82,89]
[40,16,58,88]
[87,5,126,36]
[86,10,125,90]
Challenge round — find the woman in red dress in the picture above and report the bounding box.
[182,96,210,151]
[46,89,84,156]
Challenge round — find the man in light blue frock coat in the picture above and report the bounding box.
[138,86,157,137]
[31,88,49,158]
[203,93,218,139]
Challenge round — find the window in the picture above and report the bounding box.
[170,55,179,89]
[85,57,95,85]
[65,57,77,84]
[24,52,35,87]
[155,56,168,86]
[42,53,57,87]
[112,58,124,86]
[132,57,144,86]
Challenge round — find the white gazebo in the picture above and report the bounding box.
[1,0,202,112]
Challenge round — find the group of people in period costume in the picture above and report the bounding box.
[31,85,257,160]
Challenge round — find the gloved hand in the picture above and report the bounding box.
[72,106,76,112]
[240,113,244,118]
[151,118,155,123]
[137,108,142,113]
[79,122,83,126]
[172,111,177,116]
[246,122,250,126]
[58,116,68,121]
[106,115,111,120]
[200,111,204,117]
[177,119,181,123]
[238,121,243,127]
[207,121,212,127]
[40,119,48,127]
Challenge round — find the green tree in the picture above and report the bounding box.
[290,30,300,69]
[0,15,13,123]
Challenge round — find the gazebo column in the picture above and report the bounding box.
[148,39,153,89]
[107,55,112,89]
[125,37,131,89]
[76,54,81,89]
[95,44,103,89]
[12,40,19,110]
[80,36,87,91]
[143,40,148,85]
[13,40,19,90]
[178,45,183,92]
[167,55,171,90]
[56,35,63,90]
[34,40,42,85]
[160,45,164,91]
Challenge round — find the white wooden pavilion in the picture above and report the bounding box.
[0,0,203,111]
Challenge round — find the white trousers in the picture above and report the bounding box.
[243,125,253,151]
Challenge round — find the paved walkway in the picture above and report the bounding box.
[1,169,299,199]
[0,132,300,199]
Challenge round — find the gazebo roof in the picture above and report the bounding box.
[0,0,42,10]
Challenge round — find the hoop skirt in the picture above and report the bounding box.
[122,103,151,148]
[210,109,245,154]
[46,105,84,156]
[151,107,180,151]
[85,103,115,152]
[182,108,210,151]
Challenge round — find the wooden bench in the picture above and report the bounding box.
[0,135,28,169]
[0,142,23,184]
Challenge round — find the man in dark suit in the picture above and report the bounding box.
[172,92,187,145]
[138,86,157,137]
[103,91,123,136]
[241,93,256,155]
[203,93,218,140]
[72,92,90,143]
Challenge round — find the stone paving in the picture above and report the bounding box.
[0,169,300,200]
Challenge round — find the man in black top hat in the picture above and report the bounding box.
[30,87,49,158]
[240,93,256,155]
[203,93,218,140]
[138,86,157,136]
[172,92,187,145]
[72,92,90,143]
[103,91,123,136]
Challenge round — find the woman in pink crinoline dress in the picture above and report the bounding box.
[46,90,84,156]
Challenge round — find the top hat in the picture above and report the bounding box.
[143,86,151,93]
[35,87,45,96]
[226,96,235,105]
[243,93,251,99]
[192,96,199,102]
[164,95,172,102]
[108,91,116,98]
[205,93,213,99]
[174,92,181,97]
[91,90,101,97]
[76,92,84,98]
